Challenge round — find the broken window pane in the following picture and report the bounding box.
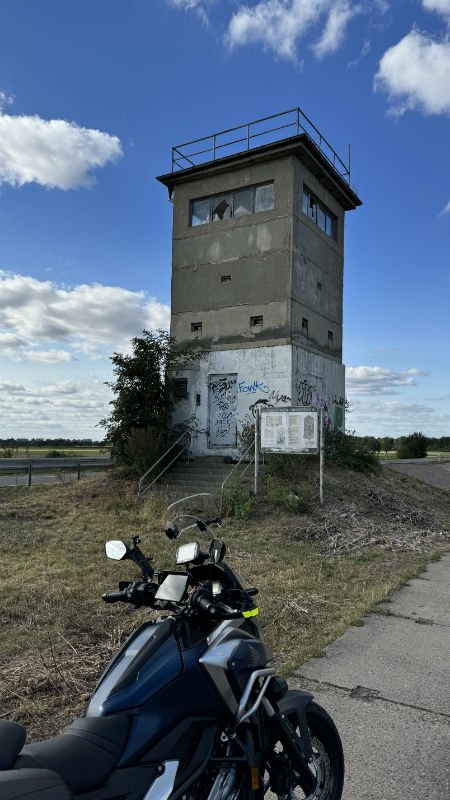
[302,191,309,215]
[234,188,253,217]
[326,213,336,239]
[212,195,232,221]
[255,183,274,213]
[317,205,326,232]
[191,199,210,227]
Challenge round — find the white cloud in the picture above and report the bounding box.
[0,100,122,190]
[0,381,25,393]
[226,0,333,62]
[20,349,75,364]
[375,28,450,115]
[0,377,113,439]
[225,0,387,62]
[166,0,212,24]
[440,200,450,215]
[346,366,429,394]
[422,0,450,16]
[313,1,362,59]
[0,271,170,362]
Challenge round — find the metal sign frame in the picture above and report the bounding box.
[259,406,319,455]
[254,406,325,506]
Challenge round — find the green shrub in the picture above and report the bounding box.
[324,428,380,474]
[122,426,173,478]
[396,432,427,459]
[263,474,311,513]
[46,450,67,458]
[221,477,253,519]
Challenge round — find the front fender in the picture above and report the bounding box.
[276,689,314,760]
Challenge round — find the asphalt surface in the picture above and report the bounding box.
[0,471,102,487]
[290,554,450,798]
[384,459,450,491]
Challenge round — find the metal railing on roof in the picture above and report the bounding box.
[171,107,350,185]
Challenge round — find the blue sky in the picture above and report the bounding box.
[0,0,449,439]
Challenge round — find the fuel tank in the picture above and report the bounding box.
[86,617,182,717]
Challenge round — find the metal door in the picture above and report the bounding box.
[207,374,238,447]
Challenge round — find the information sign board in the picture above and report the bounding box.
[260,407,319,454]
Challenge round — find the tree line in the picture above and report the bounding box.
[354,434,450,458]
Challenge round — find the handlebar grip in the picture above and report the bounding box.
[102,591,127,603]
[195,594,217,616]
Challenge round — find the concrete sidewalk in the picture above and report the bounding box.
[290,553,450,799]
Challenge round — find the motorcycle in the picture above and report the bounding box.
[0,493,344,800]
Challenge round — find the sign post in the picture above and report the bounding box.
[255,406,324,503]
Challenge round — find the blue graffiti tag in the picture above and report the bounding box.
[238,379,270,394]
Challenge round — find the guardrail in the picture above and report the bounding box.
[0,457,113,487]
[138,431,191,500]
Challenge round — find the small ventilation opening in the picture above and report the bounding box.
[221,275,232,283]
[250,315,263,327]
[173,378,188,399]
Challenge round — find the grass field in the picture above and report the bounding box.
[5,448,110,458]
[0,465,448,741]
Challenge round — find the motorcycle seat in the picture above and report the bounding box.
[0,720,27,770]
[13,715,130,794]
[0,768,72,800]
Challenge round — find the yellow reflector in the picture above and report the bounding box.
[242,608,259,618]
[251,767,259,790]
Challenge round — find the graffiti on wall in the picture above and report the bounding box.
[238,379,270,394]
[295,376,345,430]
[208,375,237,443]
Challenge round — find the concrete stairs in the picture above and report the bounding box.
[158,456,238,495]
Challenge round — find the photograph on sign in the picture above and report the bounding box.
[260,408,319,454]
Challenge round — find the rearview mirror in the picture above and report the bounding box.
[209,538,226,564]
[176,542,200,564]
[105,540,128,561]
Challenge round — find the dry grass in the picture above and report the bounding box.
[0,466,448,741]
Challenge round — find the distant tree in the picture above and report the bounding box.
[396,432,428,459]
[380,436,394,455]
[99,329,196,471]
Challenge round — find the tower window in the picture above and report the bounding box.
[250,315,263,327]
[302,186,337,240]
[173,378,188,399]
[190,182,274,227]
[191,321,202,334]
[302,317,309,337]
[328,330,334,347]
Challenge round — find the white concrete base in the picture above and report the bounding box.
[171,345,345,457]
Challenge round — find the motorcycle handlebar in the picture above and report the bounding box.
[102,591,128,603]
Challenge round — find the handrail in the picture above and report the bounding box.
[220,440,255,512]
[138,430,191,500]
[171,106,351,185]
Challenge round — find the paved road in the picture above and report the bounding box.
[385,460,450,491]
[290,554,450,799]
[0,471,102,488]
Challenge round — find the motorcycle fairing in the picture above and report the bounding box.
[86,619,182,717]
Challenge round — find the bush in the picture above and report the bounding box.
[221,477,253,519]
[396,432,427,459]
[122,427,175,479]
[46,450,67,458]
[262,474,311,513]
[324,429,381,474]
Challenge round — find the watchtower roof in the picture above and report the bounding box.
[157,107,362,212]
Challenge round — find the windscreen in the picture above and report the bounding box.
[164,493,221,538]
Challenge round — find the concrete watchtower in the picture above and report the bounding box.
[157,108,361,457]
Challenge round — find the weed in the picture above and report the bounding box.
[221,477,253,519]
[262,474,312,513]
